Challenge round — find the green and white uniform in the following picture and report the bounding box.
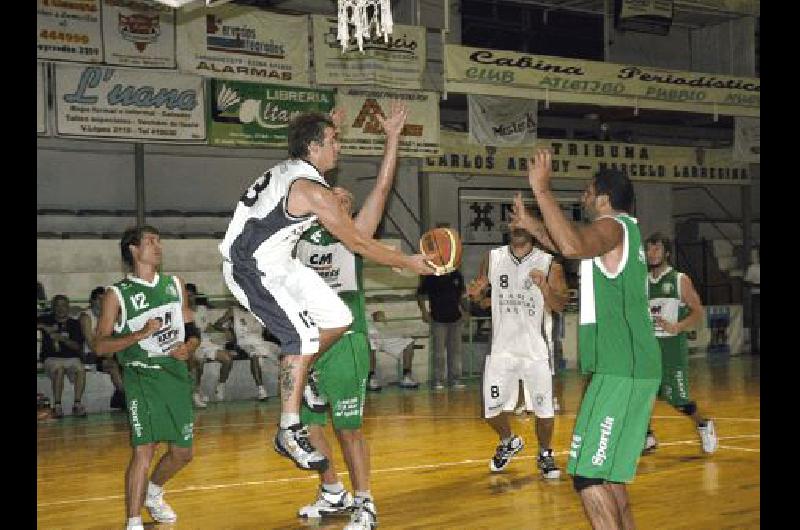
[296,224,369,431]
[568,214,661,483]
[109,274,194,448]
[648,267,691,406]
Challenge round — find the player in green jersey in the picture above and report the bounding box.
[295,101,409,530]
[94,226,200,530]
[513,150,661,530]
[644,232,717,454]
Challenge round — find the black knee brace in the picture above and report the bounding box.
[573,475,606,492]
[677,401,697,416]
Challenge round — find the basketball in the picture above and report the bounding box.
[420,227,463,275]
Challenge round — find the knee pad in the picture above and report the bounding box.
[678,401,697,416]
[573,475,606,492]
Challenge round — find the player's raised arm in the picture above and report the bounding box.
[509,193,560,255]
[528,150,622,259]
[353,100,409,237]
[537,261,569,313]
[290,178,433,275]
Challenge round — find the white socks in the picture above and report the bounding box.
[146,481,163,498]
[280,413,300,429]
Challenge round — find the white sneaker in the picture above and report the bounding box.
[399,374,419,389]
[144,491,177,523]
[298,486,354,518]
[698,420,718,454]
[642,432,658,454]
[303,369,328,412]
[490,435,525,472]
[257,385,268,401]
[274,424,329,471]
[513,404,526,416]
[126,523,144,530]
[433,381,445,391]
[344,498,377,530]
[451,380,466,390]
[215,383,225,402]
[192,391,207,409]
[537,448,561,480]
[367,374,382,392]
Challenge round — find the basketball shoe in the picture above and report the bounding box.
[274,423,329,471]
[490,435,524,472]
[344,497,377,530]
[642,431,658,454]
[298,486,354,518]
[144,489,177,523]
[698,419,718,454]
[537,448,561,479]
[303,369,328,412]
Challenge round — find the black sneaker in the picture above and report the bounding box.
[303,369,328,412]
[274,423,329,472]
[537,448,561,479]
[489,435,524,472]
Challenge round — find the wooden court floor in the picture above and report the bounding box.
[37,354,760,529]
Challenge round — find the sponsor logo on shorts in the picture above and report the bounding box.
[334,397,361,418]
[182,422,194,441]
[130,399,143,438]
[570,434,582,459]
[675,371,687,399]
[591,416,615,466]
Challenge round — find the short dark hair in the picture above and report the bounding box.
[51,294,69,307]
[646,232,673,258]
[120,225,160,267]
[90,286,105,301]
[593,169,634,213]
[287,112,334,158]
[185,283,197,294]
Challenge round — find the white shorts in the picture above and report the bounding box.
[195,340,224,361]
[369,334,414,355]
[483,355,554,419]
[223,259,352,355]
[238,337,281,359]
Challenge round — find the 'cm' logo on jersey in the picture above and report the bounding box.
[310,253,333,265]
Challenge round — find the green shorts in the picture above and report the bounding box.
[567,374,659,483]
[301,331,370,431]
[658,337,690,406]
[123,361,194,448]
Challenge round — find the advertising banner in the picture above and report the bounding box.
[312,15,426,89]
[177,4,309,85]
[208,80,334,147]
[468,94,537,146]
[55,64,206,142]
[733,116,760,163]
[37,0,104,63]
[102,0,177,68]
[337,87,440,157]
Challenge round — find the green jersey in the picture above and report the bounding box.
[648,267,689,344]
[296,224,367,335]
[110,273,187,369]
[578,214,661,379]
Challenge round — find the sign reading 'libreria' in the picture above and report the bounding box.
[424,132,750,185]
[445,44,759,117]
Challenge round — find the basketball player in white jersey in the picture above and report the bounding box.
[220,108,433,472]
[467,218,568,478]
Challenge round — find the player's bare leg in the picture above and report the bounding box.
[607,482,635,530]
[337,429,370,493]
[149,444,193,487]
[578,483,624,530]
[126,443,156,519]
[535,416,554,450]
[487,413,513,440]
[299,426,354,518]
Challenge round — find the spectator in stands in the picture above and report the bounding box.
[744,248,760,354]
[214,304,278,401]
[37,281,46,303]
[185,283,234,408]
[37,295,87,417]
[367,310,419,390]
[81,286,126,410]
[416,234,469,390]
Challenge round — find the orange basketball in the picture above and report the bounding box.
[420,227,463,274]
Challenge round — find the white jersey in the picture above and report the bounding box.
[219,159,329,269]
[488,245,554,361]
[81,310,97,354]
[233,306,265,343]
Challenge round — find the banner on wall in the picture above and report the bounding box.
[176,4,308,85]
[207,80,335,147]
[337,88,440,157]
[468,95,537,146]
[38,63,47,135]
[733,117,760,163]
[54,64,206,142]
[424,131,751,185]
[312,16,426,89]
[687,305,744,355]
[621,0,673,19]
[37,0,104,63]
[102,0,176,68]
[444,44,760,117]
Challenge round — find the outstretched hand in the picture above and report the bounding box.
[508,192,538,234]
[329,107,346,130]
[466,276,489,300]
[528,148,553,194]
[376,100,409,138]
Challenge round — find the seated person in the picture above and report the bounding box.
[215,304,280,401]
[80,286,126,410]
[367,310,418,391]
[185,283,234,408]
[37,295,87,417]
